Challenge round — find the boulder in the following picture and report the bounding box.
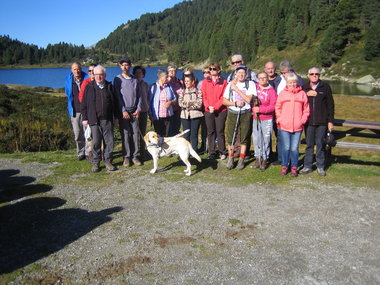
[356,75,375,84]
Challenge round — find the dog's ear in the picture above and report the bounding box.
[144,133,150,143]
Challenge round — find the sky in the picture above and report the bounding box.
[0,0,184,48]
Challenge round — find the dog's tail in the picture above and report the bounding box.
[174,129,190,138]
[190,147,202,163]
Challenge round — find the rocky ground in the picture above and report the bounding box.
[0,158,379,284]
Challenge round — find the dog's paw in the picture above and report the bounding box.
[150,169,157,174]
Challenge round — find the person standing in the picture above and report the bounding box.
[178,74,204,151]
[251,72,277,170]
[114,57,142,167]
[79,63,97,103]
[133,65,150,161]
[226,54,258,83]
[197,66,211,154]
[275,73,310,177]
[300,67,335,176]
[64,62,89,160]
[149,69,176,137]
[81,65,119,173]
[201,62,228,160]
[167,65,183,136]
[264,61,278,88]
[223,65,256,170]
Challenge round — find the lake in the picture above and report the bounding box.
[0,67,379,96]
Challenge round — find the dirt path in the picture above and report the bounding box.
[1,159,379,284]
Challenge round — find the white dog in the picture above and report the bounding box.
[144,130,202,176]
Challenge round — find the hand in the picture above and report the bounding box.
[133,110,140,119]
[328,122,334,132]
[209,106,214,113]
[164,101,172,109]
[307,90,317,97]
[83,120,89,127]
[236,100,245,108]
[230,82,239,93]
[122,111,130,119]
[253,106,260,114]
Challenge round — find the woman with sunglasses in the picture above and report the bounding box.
[201,63,228,160]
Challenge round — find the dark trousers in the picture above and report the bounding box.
[120,117,140,159]
[181,117,202,151]
[153,117,172,137]
[304,124,327,169]
[90,120,114,165]
[138,112,148,159]
[169,110,181,136]
[204,111,227,155]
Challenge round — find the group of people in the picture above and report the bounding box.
[64,54,335,177]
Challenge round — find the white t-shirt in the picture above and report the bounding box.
[223,80,256,113]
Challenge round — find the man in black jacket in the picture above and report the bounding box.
[81,65,120,173]
[300,67,335,176]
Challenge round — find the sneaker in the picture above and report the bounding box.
[91,164,100,173]
[317,168,326,176]
[219,154,227,160]
[250,159,260,169]
[290,167,298,177]
[132,158,142,166]
[280,166,288,176]
[78,154,86,161]
[299,167,312,175]
[260,159,267,171]
[123,158,131,167]
[226,156,234,170]
[236,157,245,170]
[105,162,116,171]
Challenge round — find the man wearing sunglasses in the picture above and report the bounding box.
[226,54,258,83]
[300,67,335,176]
[79,63,97,103]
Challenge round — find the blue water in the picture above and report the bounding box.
[0,67,379,96]
[0,66,207,89]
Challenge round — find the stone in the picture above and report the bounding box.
[356,75,375,84]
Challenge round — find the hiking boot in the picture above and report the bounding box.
[300,167,312,175]
[236,157,245,170]
[260,159,267,171]
[123,158,131,167]
[78,154,86,161]
[290,167,298,177]
[250,159,260,169]
[132,158,142,166]
[226,156,234,170]
[317,168,326,176]
[219,154,227,160]
[91,163,100,173]
[105,162,116,171]
[280,166,288,176]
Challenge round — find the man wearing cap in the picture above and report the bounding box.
[114,57,142,167]
[223,65,256,170]
[64,62,89,160]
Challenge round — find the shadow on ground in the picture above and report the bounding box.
[0,168,123,274]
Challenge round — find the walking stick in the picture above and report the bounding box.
[231,107,242,154]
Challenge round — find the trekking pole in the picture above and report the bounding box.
[231,107,242,154]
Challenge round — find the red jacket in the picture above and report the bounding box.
[275,86,310,133]
[201,77,227,112]
[79,77,93,103]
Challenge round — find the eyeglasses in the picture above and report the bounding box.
[309,73,320,76]
[88,70,94,73]
[203,71,210,74]
[209,67,218,71]
[281,71,289,75]
[231,61,242,65]
[258,77,267,80]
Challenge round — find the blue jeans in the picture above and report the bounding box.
[181,117,202,151]
[279,129,302,168]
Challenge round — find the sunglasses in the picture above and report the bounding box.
[309,73,320,76]
[88,70,94,73]
[209,67,218,71]
[231,61,242,65]
[203,71,210,74]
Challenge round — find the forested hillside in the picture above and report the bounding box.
[96,0,380,74]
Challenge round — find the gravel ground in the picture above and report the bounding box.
[0,158,379,285]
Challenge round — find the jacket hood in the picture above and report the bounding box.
[284,85,303,94]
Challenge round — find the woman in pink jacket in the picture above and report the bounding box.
[275,72,310,177]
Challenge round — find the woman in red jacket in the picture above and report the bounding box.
[201,62,228,160]
[275,72,310,177]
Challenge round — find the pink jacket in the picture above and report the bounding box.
[253,84,277,120]
[275,86,310,133]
